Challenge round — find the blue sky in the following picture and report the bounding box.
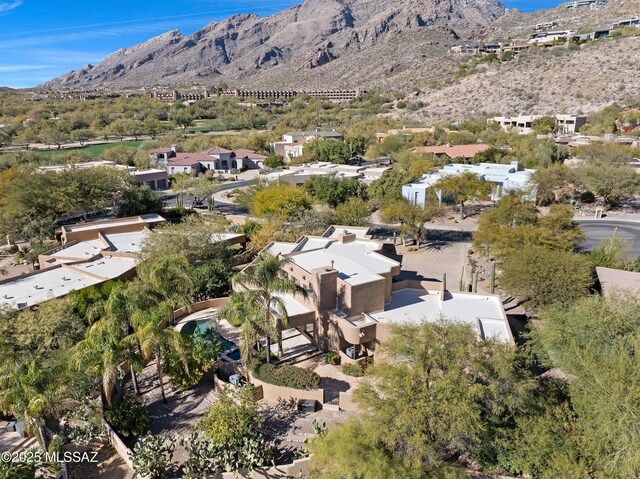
[0,0,561,88]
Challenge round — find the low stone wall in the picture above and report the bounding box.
[104,421,133,471]
[173,297,230,321]
[248,372,325,404]
[221,457,310,479]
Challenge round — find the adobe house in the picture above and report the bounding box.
[234,226,514,365]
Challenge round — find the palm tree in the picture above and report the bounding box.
[126,304,190,404]
[220,292,279,367]
[0,361,59,450]
[137,254,194,325]
[75,284,143,403]
[228,254,308,364]
[73,319,126,407]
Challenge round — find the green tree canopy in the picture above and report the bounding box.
[307,138,352,164]
[304,175,366,207]
[332,197,371,227]
[433,171,491,220]
[499,246,592,309]
[310,320,537,477]
[251,184,310,219]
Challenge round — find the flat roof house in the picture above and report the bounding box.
[491,114,587,134]
[0,215,167,310]
[260,162,365,185]
[1,215,246,311]
[271,130,344,160]
[37,160,168,190]
[234,225,514,364]
[402,161,536,206]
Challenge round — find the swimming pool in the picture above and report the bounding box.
[180,320,241,362]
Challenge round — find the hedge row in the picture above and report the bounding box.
[254,364,321,390]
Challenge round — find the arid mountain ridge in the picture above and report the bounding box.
[44,0,640,120]
[43,0,506,89]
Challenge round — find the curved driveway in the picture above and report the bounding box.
[575,219,640,256]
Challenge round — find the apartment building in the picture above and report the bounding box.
[151,90,212,102]
[220,89,366,102]
[235,226,513,364]
[402,161,536,206]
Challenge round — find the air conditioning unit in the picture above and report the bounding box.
[346,347,358,360]
[229,374,243,386]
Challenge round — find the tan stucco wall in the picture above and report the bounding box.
[248,372,325,404]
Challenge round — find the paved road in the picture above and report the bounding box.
[575,219,640,256]
[161,180,251,215]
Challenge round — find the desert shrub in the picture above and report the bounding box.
[326,351,341,365]
[104,397,150,439]
[254,364,321,390]
[341,363,365,377]
[162,207,198,221]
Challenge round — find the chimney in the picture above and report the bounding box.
[330,260,335,270]
[171,145,177,153]
[510,160,519,170]
[315,128,321,132]
[338,233,357,244]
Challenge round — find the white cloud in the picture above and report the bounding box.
[0,65,49,72]
[0,0,22,14]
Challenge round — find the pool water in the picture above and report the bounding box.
[180,320,241,361]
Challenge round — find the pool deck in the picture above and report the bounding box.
[175,307,222,330]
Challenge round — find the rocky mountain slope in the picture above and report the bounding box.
[43,0,640,120]
[43,0,506,89]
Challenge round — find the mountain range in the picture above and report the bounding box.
[43,0,506,89]
[43,0,640,120]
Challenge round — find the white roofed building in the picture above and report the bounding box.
[402,161,536,207]
[234,225,514,365]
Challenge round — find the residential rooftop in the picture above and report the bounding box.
[0,257,138,310]
[413,143,490,159]
[367,288,513,343]
[62,214,165,234]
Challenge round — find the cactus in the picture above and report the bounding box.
[490,261,496,294]
[131,433,176,479]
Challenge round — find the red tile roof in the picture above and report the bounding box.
[167,153,210,166]
[413,143,490,159]
[201,146,232,155]
[233,148,267,160]
[152,147,175,153]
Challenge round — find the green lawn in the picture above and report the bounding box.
[30,140,144,161]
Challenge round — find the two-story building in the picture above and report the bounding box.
[491,114,587,134]
[271,130,344,160]
[151,146,267,175]
[234,226,514,365]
